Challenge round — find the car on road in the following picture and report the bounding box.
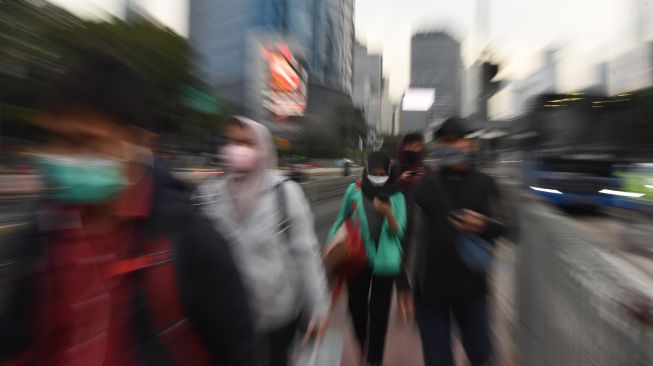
[334,158,358,168]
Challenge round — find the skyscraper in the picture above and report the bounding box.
[189,0,354,124]
[409,31,463,128]
[352,42,382,130]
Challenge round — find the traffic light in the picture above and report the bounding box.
[482,62,499,97]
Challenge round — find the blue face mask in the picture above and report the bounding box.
[35,154,128,204]
[435,146,470,167]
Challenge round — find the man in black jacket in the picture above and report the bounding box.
[0,52,259,366]
[405,118,506,366]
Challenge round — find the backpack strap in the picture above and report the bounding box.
[275,179,292,242]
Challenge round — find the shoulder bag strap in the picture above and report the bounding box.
[275,179,292,242]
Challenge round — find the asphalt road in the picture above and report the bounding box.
[311,197,344,244]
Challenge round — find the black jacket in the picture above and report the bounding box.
[407,169,506,303]
[0,161,260,366]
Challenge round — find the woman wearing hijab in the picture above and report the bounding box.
[326,151,407,366]
[199,117,330,366]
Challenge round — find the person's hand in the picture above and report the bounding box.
[399,171,414,183]
[373,198,392,217]
[302,316,329,344]
[399,170,423,184]
[450,209,487,234]
[397,290,414,323]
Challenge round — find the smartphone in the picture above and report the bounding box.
[377,192,390,203]
[448,209,466,222]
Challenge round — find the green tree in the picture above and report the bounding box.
[292,103,368,159]
[1,1,227,154]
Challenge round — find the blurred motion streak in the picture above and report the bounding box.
[2,0,653,365]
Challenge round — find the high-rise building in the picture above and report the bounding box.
[380,78,394,135]
[352,43,402,135]
[189,0,354,125]
[409,31,463,129]
[352,42,383,131]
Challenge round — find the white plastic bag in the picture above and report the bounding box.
[294,329,343,366]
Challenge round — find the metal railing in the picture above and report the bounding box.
[516,197,653,366]
[300,176,357,205]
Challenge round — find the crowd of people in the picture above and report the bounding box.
[0,52,506,366]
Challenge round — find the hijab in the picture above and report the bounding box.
[225,116,278,222]
[361,151,400,200]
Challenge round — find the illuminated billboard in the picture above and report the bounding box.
[260,44,308,120]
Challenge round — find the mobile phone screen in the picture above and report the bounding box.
[448,209,466,221]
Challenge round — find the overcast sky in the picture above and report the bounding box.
[49,0,644,101]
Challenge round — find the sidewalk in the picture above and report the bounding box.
[326,243,518,366]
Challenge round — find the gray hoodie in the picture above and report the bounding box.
[198,117,329,331]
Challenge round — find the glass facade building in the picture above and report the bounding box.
[189,0,354,114]
[410,32,463,128]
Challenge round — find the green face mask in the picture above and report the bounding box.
[36,154,128,204]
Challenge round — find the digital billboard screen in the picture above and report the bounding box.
[260,44,308,120]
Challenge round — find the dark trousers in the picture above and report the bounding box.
[262,318,299,366]
[347,269,394,365]
[415,296,492,366]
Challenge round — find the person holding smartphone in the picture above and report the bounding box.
[395,132,430,197]
[327,151,407,366]
[402,118,507,366]
[393,132,431,320]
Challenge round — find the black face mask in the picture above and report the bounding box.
[404,151,420,163]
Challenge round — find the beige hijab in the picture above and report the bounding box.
[225,116,278,222]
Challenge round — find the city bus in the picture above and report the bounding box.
[520,91,653,210]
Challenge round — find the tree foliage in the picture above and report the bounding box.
[0,1,225,153]
[293,103,367,159]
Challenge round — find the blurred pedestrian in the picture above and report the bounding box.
[393,133,430,323]
[327,151,407,366]
[404,118,507,366]
[199,117,330,366]
[394,132,430,197]
[0,53,259,365]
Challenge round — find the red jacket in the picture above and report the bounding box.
[0,162,259,366]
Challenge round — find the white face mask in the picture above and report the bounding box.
[368,175,389,187]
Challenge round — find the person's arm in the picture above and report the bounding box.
[176,214,260,366]
[283,181,331,327]
[325,183,356,243]
[386,211,399,234]
[392,193,407,239]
